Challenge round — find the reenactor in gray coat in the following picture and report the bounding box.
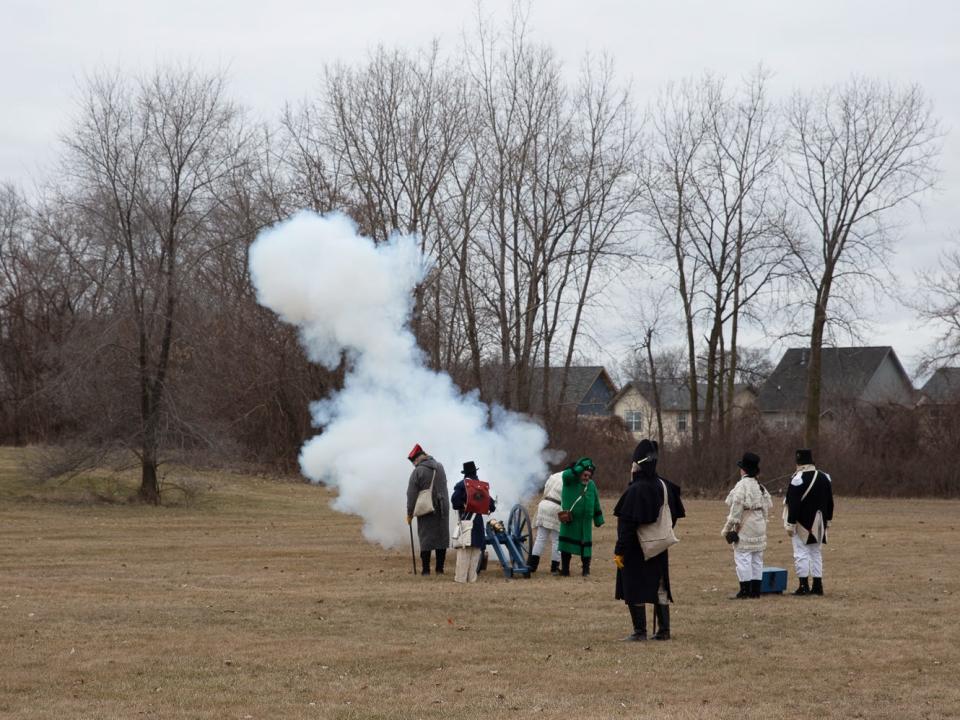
[406,443,450,575]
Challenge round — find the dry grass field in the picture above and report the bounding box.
[1,447,958,719]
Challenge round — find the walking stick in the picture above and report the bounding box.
[409,521,417,574]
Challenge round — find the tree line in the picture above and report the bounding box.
[0,17,952,501]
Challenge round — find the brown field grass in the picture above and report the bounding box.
[1,446,958,719]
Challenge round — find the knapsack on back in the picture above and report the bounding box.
[464,477,491,514]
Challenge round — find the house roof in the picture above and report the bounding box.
[920,368,960,404]
[611,380,706,412]
[756,346,911,413]
[529,366,617,412]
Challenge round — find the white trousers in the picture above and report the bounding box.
[792,533,824,578]
[532,527,560,563]
[734,549,764,581]
[455,547,481,583]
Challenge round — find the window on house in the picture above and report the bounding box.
[677,413,688,433]
[624,410,643,432]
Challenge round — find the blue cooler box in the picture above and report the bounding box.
[761,567,787,594]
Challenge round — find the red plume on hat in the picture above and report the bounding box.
[407,443,425,462]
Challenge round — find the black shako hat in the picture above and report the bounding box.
[461,461,479,478]
[632,439,658,464]
[737,452,760,476]
[796,448,814,465]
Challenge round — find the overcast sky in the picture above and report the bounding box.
[3,0,958,377]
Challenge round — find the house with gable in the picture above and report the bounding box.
[479,364,618,420]
[919,367,960,405]
[756,346,916,431]
[917,367,960,435]
[529,365,618,418]
[610,380,758,445]
[610,380,701,445]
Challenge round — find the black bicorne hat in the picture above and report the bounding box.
[461,461,479,478]
[737,452,760,476]
[796,448,814,465]
[632,439,658,464]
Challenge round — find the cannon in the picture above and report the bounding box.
[484,503,533,578]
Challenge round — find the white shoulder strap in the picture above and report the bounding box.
[800,471,818,502]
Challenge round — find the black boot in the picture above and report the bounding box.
[730,581,750,599]
[750,579,762,598]
[560,551,571,577]
[811,577,824,596]
[528,554,541,573]
[793,577,810,596]
[623,604,647,641]
[550,560,560,575]
[477,552,488,574]
[653,604,670,640]
[420,551,431,576]
[581,556,591,577]
[435,549,446,575]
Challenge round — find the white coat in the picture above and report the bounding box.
[721,475,773,552]
[533,472,563,531]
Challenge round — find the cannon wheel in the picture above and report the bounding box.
[507,503,533,564]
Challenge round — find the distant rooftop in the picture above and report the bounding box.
[757,346,910,413]
[921,367,960,404]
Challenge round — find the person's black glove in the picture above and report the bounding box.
[724,530,739,544]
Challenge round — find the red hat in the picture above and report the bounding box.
[407,443,425,462]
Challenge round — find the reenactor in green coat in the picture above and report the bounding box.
[557,457,604,576]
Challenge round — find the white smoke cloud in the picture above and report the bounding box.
[249,211,549,548]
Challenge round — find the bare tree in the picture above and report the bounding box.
[640,79,708,451]
[464,11,573,410]
[914,240,960,371]
[785,78,941,449]
[0,185,96,445]
[61,66,249,503]
[459,12,642,418]
[284,45,470,369]
[549,56,642,422]
[684,71,790,442]
[728,345,774,386]
[0,183,34,443]
[275,12,642,421]
[619,287,679,447]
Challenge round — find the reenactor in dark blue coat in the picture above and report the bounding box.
[784,448,834,596]
[614,439,685,640]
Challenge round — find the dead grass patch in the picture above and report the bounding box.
[1,446,958,719]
